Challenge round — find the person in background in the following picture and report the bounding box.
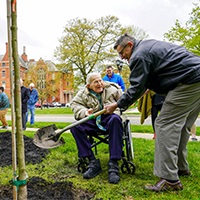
[104,33,200,192]
[26,83,38,125]
[20,79,30,130]
[0,86,10,129]
[103,65,126,91]
[70,72,123,184]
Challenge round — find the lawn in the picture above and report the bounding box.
[1,108,200,199]
[0,130,200,200]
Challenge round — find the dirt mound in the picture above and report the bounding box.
[0,131,49,167]
[0,132,95,200]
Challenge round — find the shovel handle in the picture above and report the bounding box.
[55,109,106,136]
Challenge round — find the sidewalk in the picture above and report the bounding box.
[6,127,199,142]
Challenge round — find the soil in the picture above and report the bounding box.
[0,131,95,200]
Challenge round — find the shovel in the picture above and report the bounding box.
[33,109,106,149]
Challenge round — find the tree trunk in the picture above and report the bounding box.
[7,0,17,199]
[11,1,28,199]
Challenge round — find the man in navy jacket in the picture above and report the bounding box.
[105,33,200,192]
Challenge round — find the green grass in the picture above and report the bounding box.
[1,108,200,199]
[7,107,73,115]
[0,131,200,200]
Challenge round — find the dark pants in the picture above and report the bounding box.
[22,112,27,130]
[71,114,123,160]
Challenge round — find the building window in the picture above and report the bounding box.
[2,70,6,77]
[2,81,6,89]
[1,63,6,67]
[37,68,46,89]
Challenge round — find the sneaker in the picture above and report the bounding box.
[1,126,8,129]
[83,159,102,179]
[191,137,198,141]
[108,160,120,184]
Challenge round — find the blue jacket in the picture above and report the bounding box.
[103,73,125,91]
[28,88,38,106]
[0,92,10,110]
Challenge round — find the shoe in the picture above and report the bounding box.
[1,126,8,129]
[83,159,102,179]
[108,160,120,184]
[178,170,191,176]
[145,179,183,192]
[23,127,26,131]
[152,132,156,139]
[191,137,198,141]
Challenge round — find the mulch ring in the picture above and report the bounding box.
[0,131,96,200]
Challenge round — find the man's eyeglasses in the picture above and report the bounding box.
[118,43,128,56]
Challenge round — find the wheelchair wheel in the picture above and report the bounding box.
[124,119,134,160]
[77,158,88,173]
[121,161,136,174]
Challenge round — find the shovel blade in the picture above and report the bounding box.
[33,124,65,149]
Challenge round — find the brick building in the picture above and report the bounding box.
[0,42,74,104]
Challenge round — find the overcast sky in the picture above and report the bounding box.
[0,0,196,61]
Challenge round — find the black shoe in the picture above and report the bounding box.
[178,170,191,176]
[108,160,120,184]
[83,159,102,179]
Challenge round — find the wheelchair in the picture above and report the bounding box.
[77,118,136,174]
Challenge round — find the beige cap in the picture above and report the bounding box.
[29,83,35,87]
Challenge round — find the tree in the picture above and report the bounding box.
[10,0,28,199]
[54,16,148,88]
[164,0,200,56]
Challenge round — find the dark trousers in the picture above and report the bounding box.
[22,112,27,130]
[151,104,163,132]
[70,114,123,160]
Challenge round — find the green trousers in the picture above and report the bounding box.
[154,82,200,180]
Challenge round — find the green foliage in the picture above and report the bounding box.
[54,16,148,88]
[164,0,200,56]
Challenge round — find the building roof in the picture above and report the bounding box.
[45,60,59,71]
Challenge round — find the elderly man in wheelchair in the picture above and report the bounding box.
[70,72,125,184]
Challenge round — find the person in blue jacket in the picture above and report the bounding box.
[0,86,10,129]
[103,65,125,91]
[26,83,38,125]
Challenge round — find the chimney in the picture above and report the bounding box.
[21,46,28,62]
[6,42,8,53]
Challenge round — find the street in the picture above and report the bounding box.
[7,114,200,126]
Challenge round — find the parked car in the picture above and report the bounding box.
[35,102,41,108]
[52,102,62,107]
[65,103,71,107]
[42,102,54,108]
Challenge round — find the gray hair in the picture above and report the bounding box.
[86,72,101,84]
[114,33,135,50]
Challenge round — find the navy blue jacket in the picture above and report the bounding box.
[117,39,200,110]
[21,86,30,113]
